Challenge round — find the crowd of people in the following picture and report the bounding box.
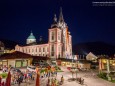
[40,67,57,78]
[11,71,36,86]
[39,66,65,86]
[10,66,58,85]
[46,75,64,86]
[0,65,64,86]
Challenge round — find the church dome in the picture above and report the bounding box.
[27,32,36,39]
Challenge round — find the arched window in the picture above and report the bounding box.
[58,32,60,40]
[51,45,54,52]
[51,32,54,40]
[32,49,34,52]
[39,48,41,52]
[51,45,54,56]
[28,48,30,53]
[36,48,37,52]
[43,47,45,52]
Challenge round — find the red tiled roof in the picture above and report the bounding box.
[0,51,50,60]
[0,51,32,59]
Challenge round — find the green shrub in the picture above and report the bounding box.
[54,66,61,70]
[111,80,115,83]
[58,67,61,70]
[0,73,8,79]
[40,69,45,73]
[98,73,107,79]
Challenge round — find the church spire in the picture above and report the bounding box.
[54,14,57,23]
[58,7,67,29]
[59,7,64,22]
[51,14,58,28]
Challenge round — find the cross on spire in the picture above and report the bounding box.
[59,7,64,22]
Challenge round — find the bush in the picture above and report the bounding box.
[0,73,8,78]
[98,73,107,80]
[58,67,61,70]
[40,69,45,73]
[54,66,61,70]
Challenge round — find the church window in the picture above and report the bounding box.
[43,48,45,52]
[58,32,60,40]
[36,48,37,52]
[30,40,31,43]
[51,45,54,56]
[39,48,41,52]
[51,32,54,40]
[28,49,30,53]
[32,49,34,52]
[51,45,54,52]
[51,52,54,56]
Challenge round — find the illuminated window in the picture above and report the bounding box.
[58,32,60,40]
[39,48,41,52]
[36,48,37,52]
[32,49,34,52]
[51,45,54,56]
[43,48,45,52]
[51,45,54,52]
[51,52,54,56]
[51,32,54,40]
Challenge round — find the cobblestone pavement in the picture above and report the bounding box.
[6,67,115,86]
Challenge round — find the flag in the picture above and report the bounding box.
[36,72,40,86]
[0,76,1,85]
[6,71,11,86]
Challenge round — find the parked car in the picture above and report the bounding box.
[27,66,36,72]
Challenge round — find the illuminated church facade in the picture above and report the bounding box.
[15,8,72,59]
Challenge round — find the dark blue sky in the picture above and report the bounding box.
[0,0,115,45]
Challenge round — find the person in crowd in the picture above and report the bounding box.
[14,76,17,84]
[32,73,35,80]
[47,77,50,86]
[49,78,52,86]
[81,78,84,85]
[61,75,64,84]
[1,81,5,86]
[11,75,15,85]
[79,77,81,84]
[51,78,54,86]
[17,76,21,86]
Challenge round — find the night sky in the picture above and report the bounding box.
[0,0,115,45]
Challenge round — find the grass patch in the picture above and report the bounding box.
[111,80,115,83]
[0,73,8,79]
[98,72,115,83]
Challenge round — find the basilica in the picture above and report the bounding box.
[15,8,72,59]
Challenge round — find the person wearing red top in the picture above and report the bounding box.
[0,76,1,85]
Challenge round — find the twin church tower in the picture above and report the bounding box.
[15,8,72,59]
